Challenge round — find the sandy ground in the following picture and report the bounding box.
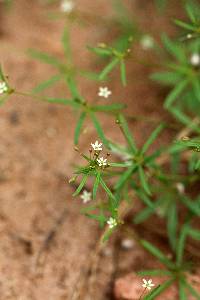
[0,1,197,300]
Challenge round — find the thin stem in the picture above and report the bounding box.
[14,90,51,102]
[139,287,147,300]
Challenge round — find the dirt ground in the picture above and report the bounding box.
[0,1,198,300]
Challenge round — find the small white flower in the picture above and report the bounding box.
[176,182,185,195]
[0,81,8,94]
[97,157,107,167]
[60,0,74,13]
[140,35,154,50]
[98,87,112,98]
[107,217,117,229]
[142,279,155,290]
[190,53,200,66]
[187,33,192,39]
[80,190,91,204]
[91,140,102,151]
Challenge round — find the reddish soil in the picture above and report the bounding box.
[0,1,198,300]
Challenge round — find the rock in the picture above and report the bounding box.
[121,239,135,250]
[114,273,142,300]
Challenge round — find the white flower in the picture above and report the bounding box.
[60,0,74,13]
[98,87,112,98]
[176,182,185,195]
[0,81,8,94]
[91,140,102,151]
[187,33,192,39]
[107,217,117,229]
[97,157,107,167]
[80,190,91,204]
[142,279,155,290]
[190,53,200,66]
[140,35,154,50]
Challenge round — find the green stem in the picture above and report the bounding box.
[139,287,147,300]
[14,90,48,102]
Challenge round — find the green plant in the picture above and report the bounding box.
[175,1,200,41]
[1,1,200,299]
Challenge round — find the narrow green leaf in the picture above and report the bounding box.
[141,124,164,154]
[162,34,186,62]
[93,171,101,200]
[168,63,189,74]
[99,177,116,203]
[118,114,137,153]
[99,57,119,80]
[28,49,62,68]
[195,160,200,170]
[181,196,200,216]
[170,107,200,133]
[188,227,200,240]
[134,196,163,224]
[144,148,163,164]
[42,97,79,107]
[174,19,196,31]
[192,77,200,103]
[0,65,6,81]
[65,76,82,99]
[136,190,154,208]
[90,112,110,148]
[32,74,61,93]
[141,240,174,268]
[139,166,151,196]
[84,208,107,226]
[151,71,181,86]
[74,111,87,145]
[92,103,126,112]
[120,60,127,86]
[87,46,112,57]
[184,279,200,300]
[110,162,131,168]
[134,207,154,224]
[175,138,200,150]
[72,174,88,196]
[164,79,188,109]
[185,3,196,23]
[79,70,100,81]
[179,278,187,300]
[81,205,97,214]
[115,164,136,190]
[108,140,131,159]
[176,223,189,266]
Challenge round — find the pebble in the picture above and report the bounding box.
[121,239,134,250]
